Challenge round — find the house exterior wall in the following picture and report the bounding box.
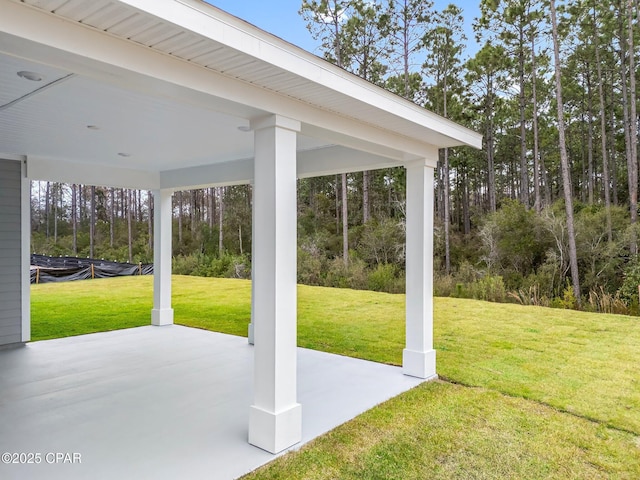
[0,158,23,346]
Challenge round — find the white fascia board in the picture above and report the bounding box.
[0,1,474,157]
[27,157,160,190]
[120,0,482,149]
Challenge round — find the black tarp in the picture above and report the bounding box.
[30,254,153,284]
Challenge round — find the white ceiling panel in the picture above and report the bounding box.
[0,54,71,107]
[0,52,330,175]
[0,75,250,169]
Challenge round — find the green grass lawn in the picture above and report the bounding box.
[31,276,640,479]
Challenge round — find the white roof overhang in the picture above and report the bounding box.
[0,0,482,190]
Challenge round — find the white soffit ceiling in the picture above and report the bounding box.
[0,52,331,171]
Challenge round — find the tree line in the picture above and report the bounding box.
[29,0,640,313]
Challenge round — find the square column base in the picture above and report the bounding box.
[249,403,302,454]
[151,308,174,326]
[248,322,254,345]
[402,349,437,379]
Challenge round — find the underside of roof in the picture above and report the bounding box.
[0,0,482,190]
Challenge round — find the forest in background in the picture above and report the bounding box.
[29,0,640,314]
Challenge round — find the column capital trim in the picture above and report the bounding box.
[403,149,439,169]
[251,114,301,133]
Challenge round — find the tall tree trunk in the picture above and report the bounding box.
[45,181,50,239]
[342,172,349,266]
[208,187,214,232]
[594,4,613,241]
[109,187,115,247]
[81,185,86,224]
[72,184,78,255]
[586,67,595,204]
[550,0,581,306]
[518,24,529,207]
[531,35,542,213]
[127,189,133,263]
[628,0,639,254]
[147,191,153,251]
[610,79,619,205]
[487,114,497,212]
[443,148,451,274]
[53,184,58,244]
[462,164,470,235]
[579,111,588,203]
[402,0,410,98]
[443,76,451,274]
[541,152,551,205]
[90,185,96,258]
[191,190,197,237]
[218,187,224,254]
[363,170,370,223]
[335,175,340,235]
[178,191,183,246]
[619,10,637,253]
[436,157,444,221]
[486,68,497,213]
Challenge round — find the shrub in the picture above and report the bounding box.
[357,219,405,266]
[467,275,506,303]
[173,253,206,275]
[297,247,325,286]
[172,253,250,279]
[205,253,251,278]
[434,274,456,297]
[368,263,404,293]
[324,256,368,290]
[586,286,628,315]
[620,261,640,305]
[551,282,579,310]
[508,285,550,307]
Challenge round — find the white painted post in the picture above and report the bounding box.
[403,155,438,379]
[248,115,301,454]
[152,189,174,326]
[21,159,30,342]
[248,181,255,345]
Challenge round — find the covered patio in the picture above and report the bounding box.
[0,325,424,479]
[0,0,481,466]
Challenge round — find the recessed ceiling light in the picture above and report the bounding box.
[17,71,43,82]
[237,125,251,132]
[118,152,131,157]
[87,125,100,130]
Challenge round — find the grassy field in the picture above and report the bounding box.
[31,276,640,478]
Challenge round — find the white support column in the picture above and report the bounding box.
[248,115,301,454]
[403,155,438,380]
[152,189,174,326]
[21,160,30,342]
[248,181,255,345]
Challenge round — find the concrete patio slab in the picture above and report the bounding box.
[0,325,424,479]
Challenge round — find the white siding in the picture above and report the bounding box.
[0,159,22,345]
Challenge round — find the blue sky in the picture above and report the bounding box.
[206,1,482,61]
